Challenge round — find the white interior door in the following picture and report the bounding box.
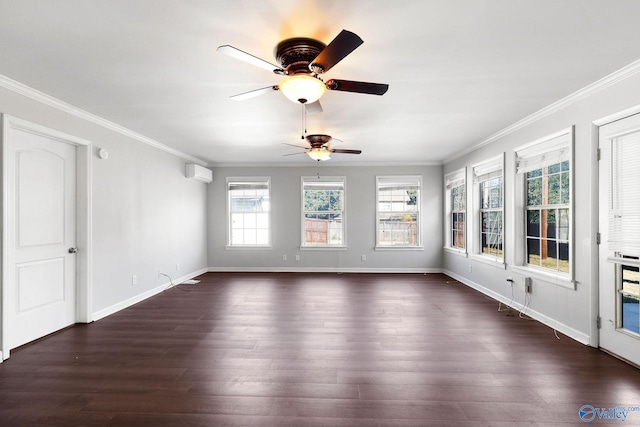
[6,124,77,350]
[598,113,640,366]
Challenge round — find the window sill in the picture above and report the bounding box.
[300,246,348,251]
[469,253,506,269]
[444,247,468,257]
[225,245,272,250]
[375,245,424,251]
[511,265,575,290]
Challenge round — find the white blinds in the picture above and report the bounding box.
[445,168,465,190]
[228,178,270,190]
[515,131,571,174]
[473,155,503,183]
[303,177,344,191]
[377,176,420,191]
[609,130,640,255]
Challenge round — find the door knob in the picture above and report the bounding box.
[68,247,78,254]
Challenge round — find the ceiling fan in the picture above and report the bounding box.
[284,134,361,161]
[217,29,389,113]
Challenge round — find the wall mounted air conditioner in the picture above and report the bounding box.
[185,164,213,183]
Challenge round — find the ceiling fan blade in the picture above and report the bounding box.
[309,30,363,74]
[305,100,323,115]
[217,45,285,74]
[282,143,307,148]
[326,79,389,95]
[283,151,308,157]
[331,149,362,154]
[229,86,278,101]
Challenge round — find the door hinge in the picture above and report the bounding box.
[596,232,601,245]
[596,148,601,161]
[596,316,601,329]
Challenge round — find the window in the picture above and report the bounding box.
[473,156,504,260]
[445,169,466,251]
[227,177,270,247]
[302,176,345,247]
[376,176,421,248]
[515,129,572,275]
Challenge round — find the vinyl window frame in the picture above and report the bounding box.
[471,154,505,266]
[444,168,467,256]
[375,175,422,250]
[301,176,347,249]
[513,127,574,288]
[226,176,272,249]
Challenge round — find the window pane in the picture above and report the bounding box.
[547,163,561,174]
[231,213,244,229]
[558,242,569,272]
[527,176,542,206]
[527,169,542,178]
[547,173,560,204]
[527,210,540,237]
[545,209,556,239]
[243,213,256,229]
[560,172,570,204]
[527,238,540,266]
[231,229,243,245]
[243,229,256,245]
[558,208,569,240]
[256,212,268,229]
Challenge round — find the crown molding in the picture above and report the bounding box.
[444,58,640,164]
[0,74,208,166]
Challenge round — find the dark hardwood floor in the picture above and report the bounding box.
[1,272,639,426]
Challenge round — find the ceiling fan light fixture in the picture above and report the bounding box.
[307,147,331,161]
[279,74,326,104]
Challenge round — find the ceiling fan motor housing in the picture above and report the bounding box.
[275,37,326,76]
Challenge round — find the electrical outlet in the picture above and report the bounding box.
[132,275,137,285]
[468,264,472,273]
[282,255,287,261]
[361,255,366,261]
[176,263,180,271]
[295,254,300,261]
[524,277,532,293]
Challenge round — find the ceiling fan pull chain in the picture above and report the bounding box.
[301,103,307,139]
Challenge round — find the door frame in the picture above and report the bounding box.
[1,114,93,361]
[593,104,640,353]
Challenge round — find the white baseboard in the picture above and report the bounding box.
[443,269,591,346]
[91,268,209,321]
[207,267,443,274]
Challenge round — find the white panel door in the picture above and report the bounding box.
[7,126,77,349]
[598,113,640,366]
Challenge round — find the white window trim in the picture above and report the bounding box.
[513,127,575,288]
[226,176,271,249]
[444,167,467,255]
[375,175,422,250]
[301,176,347,249]
[471,154,505,266]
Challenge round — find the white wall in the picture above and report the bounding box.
[0,85,209,321]
[442,70,640,345]
[208,165,443,272]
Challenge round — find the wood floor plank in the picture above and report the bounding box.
[1,272,639,426]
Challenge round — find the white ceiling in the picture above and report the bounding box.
[1,0,640,166]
